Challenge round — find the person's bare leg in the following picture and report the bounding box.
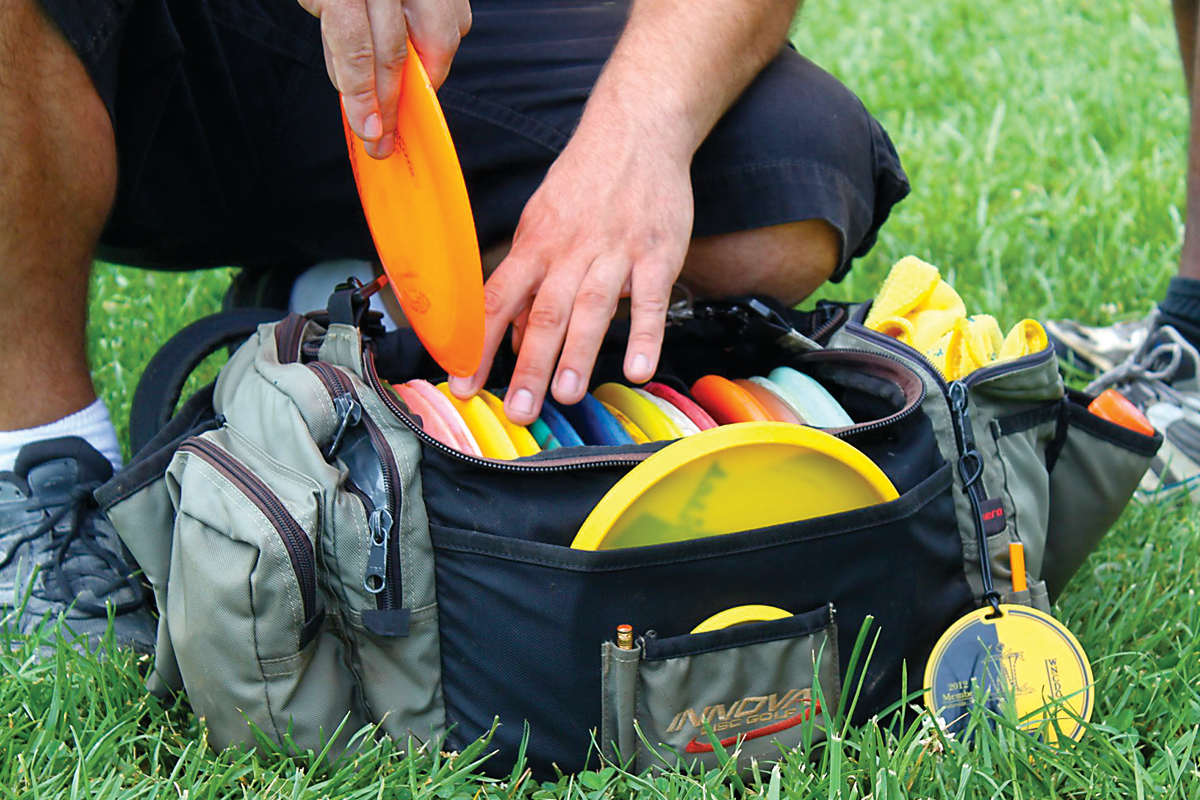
[681,219,840,305]
[0,0,115,430]
[1173,0,1200,279]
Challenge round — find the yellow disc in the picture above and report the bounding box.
[924,604,1094,743]
[601,402,650,444]
[436,383,519,460]
[571,422,898,550]
[691,605,791,633]
[477,390,541,456]
[593,383,682,441]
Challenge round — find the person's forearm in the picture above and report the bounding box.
[573,0,801,161]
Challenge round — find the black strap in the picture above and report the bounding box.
[129,308,285,457]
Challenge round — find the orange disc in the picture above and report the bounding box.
[1088,389,1156,437]
[341,45,484,377]
[734,379,802,424]
[690,375,773,425]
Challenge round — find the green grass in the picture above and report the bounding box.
[42,0,1199,795]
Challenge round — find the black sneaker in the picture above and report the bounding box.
[0,437,155,652]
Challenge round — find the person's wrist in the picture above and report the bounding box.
[572,84,700,167]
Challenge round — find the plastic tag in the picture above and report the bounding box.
[924,605,1093,742]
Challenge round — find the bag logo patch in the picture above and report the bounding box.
[980,497,1006,535]
[664,689,822,753]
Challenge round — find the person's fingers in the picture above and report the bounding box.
[321,0,382,147]
[511,303,531,355]
[552,257,629,406]
[623,257,676,384]
[504,266,589,424]
[319,28,339,90]
[403,0,467,87]
[448,253,543,399]
[364,0,408,159]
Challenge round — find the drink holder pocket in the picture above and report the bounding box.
[600,604,841,773]
[1043,390,1161,599]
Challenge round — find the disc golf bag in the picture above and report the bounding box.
[96,289,1158,776]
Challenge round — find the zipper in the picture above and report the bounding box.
[307,362,405,618]
[179,437,318,624]
[308,362,362,457]
[275,315,309,364]
[810,305,848,344]
[359,346,923,471]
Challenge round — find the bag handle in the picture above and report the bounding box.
[128,308,285,456]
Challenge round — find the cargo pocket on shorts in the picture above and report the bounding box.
[166,428,365,752]
[600,604,841,773]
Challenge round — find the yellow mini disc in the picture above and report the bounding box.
[601,402,650,444]
[925,604,1094,743]
[571,422,898,550]
[593,383,682,441]
[436,383,519,460]
[691,605,791,633]
[477,390,541,456]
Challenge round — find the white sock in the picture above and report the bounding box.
[289,259,399,331]
[0,399,123,473]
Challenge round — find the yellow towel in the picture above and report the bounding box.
[866,256,1049,380]
[864,256,941,327]
[998,318,1049,362]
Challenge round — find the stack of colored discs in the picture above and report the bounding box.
[389,363,855,460]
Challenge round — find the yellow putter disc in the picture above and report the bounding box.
[924,604,1094,743]
[601,402,650,444]
[571,422,898,550]
[594,383,682,441]
[691,605,791,633]
[477,390,541,456]
[436,383,519,460]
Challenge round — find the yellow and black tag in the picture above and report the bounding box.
[924,604,1093,742]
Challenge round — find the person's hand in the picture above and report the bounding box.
[448,128,694,425]
[299,0,472,160]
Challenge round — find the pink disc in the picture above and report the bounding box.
[644,382,718,431]
[406,379,482,456]
[394,384,461,451]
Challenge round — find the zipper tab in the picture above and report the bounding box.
[363,507,392,594]
[326,395,362,459]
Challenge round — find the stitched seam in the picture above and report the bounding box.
[188,462,305,636]
[431,468,951,570]
[644,620,833,661]
[438,88,568,154]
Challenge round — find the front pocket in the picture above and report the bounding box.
[430,465,971,777]
[601,605,841,773]
[166,428,367,753]
[1043,392,1161,599]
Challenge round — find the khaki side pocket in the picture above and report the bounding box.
[1044,394,1160,599]
[166,429,366,753]
[600,643,641,764]
[601,604,840,773]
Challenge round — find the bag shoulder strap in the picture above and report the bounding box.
[128,308,285,456]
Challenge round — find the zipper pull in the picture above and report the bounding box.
[326,395,362,459]
[363,507,392,594]
[948,381,983,488]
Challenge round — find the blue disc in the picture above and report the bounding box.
[538,399,586,448]
[548,394,634,446]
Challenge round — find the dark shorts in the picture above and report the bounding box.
[40,0,910,281]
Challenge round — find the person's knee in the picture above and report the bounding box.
[681,219,841,305]
[1,0,117,229]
